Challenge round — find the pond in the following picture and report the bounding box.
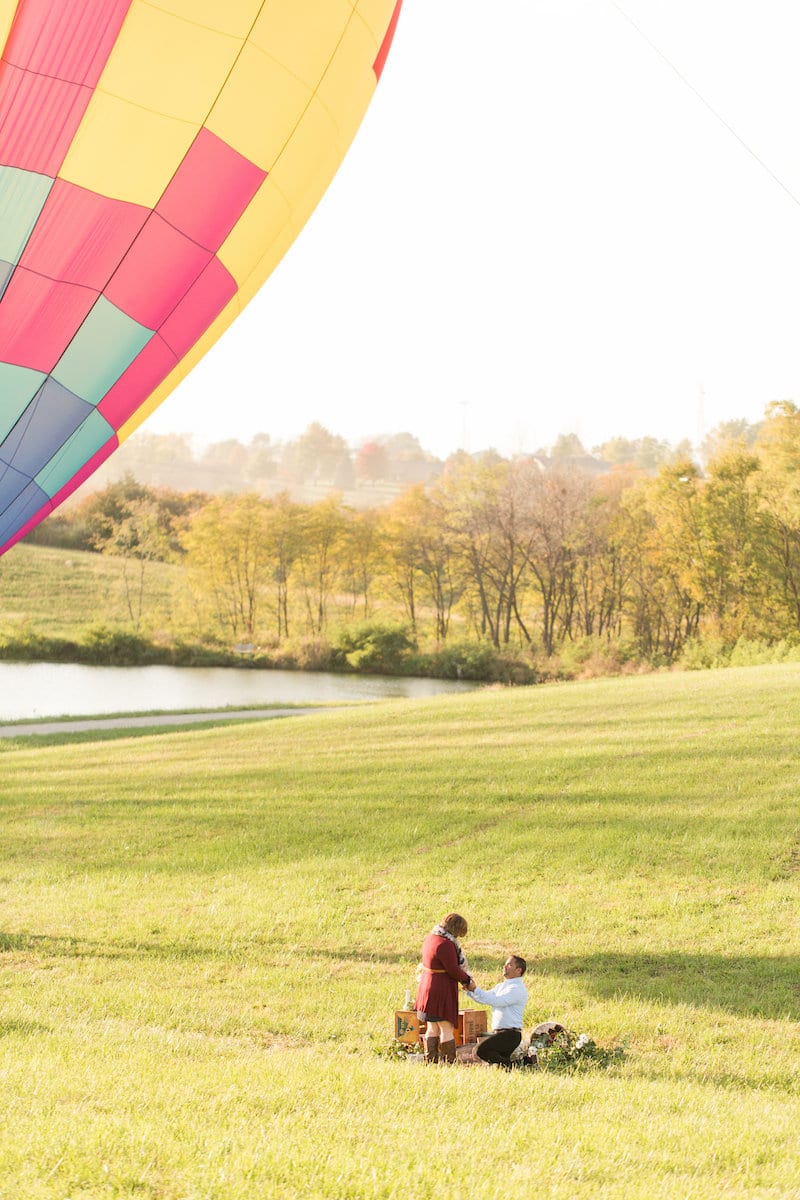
[0,661,482,722]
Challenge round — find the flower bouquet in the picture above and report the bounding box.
[514,1021,624,1071]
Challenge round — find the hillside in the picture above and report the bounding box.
[1,665,798,1197]
[0,543,179,639]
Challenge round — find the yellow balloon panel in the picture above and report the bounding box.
[264,96,346,238]
[206,41,314,172]
[146,0,264,39]
[60,92,198,207]
[218,176,294,285]
[235,219,302,307]
[356,0,401,46]
[218,95,344,287]
[97,3,241,125]
[317,18,380,146]
[249,0,355,92]
[0,0,19,51]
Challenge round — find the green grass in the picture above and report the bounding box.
[1,702,338,726]
[1,665,798,1198]
[0,544,179,637]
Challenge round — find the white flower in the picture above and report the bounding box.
[576,1034,589,1049]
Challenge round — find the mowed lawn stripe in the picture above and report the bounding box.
[0,664,798,1198]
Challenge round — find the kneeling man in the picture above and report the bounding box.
[464,955,528,1069]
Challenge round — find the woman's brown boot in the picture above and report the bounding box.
[423,1035,440,1063]
[439,1039,457,1064]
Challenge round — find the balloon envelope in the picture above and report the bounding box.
[0,0,402,555]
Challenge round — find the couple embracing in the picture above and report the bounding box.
[415,912,528,1069]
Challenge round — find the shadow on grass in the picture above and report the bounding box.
[307,946,411,966]
[0,931,411,968]
[0,931,237,963]
[0,723,247,750]
[0,1019,52,1037]
[4,934,795,1021]
[533,952,799,1021]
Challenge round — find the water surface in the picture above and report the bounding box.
[0,661,480,721]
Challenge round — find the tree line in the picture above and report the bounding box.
[83,415,750,502]
[19,402,800,677]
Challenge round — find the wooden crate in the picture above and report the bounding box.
[394,1008,487,1046]
[394,1010,424,1045]
[457,1008,487,1046]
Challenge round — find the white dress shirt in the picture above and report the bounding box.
[469,976,528,1030]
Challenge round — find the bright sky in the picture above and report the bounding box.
[145,0,800,460]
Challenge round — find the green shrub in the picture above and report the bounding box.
[413,639,537,684]
[79,624,160,666]
[335,622,416,674]
[257,637,338,673]
[557,635,644,679]
[22,514,95,552]
[0,624,80,662]
[167,641,238,667]
[679,636,800,671]
[728,636,800,667]
[679,637,731,670]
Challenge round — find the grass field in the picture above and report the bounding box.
[0,544,179,639]
[1,665,798,1199]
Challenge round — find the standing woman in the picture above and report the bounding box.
[415,913,472,1063]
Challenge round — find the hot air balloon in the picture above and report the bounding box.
[0,0,402,556]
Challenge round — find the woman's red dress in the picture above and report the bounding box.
[415,932,470,1025]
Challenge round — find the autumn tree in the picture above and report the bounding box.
[244,433,280,485]
[182,494,272,643]
[594,435,673,472]
[753,401,800,628]
[550,433,586,460]
[620,464,704,660]
[282,423,353,486]
[82,475,154,547]
[355,441,390,482]
[438,459,517,647]
[294,496,347,634]
[340,507,385,619]
[94,496,173,631]
[570,469,634,640]
[381,488,424,628]
[203,439,249,473]
[701,418,761,465]
[513,464,595,654]
[395,485,465,643]
[262,493,303,639]
[696,449,770,639]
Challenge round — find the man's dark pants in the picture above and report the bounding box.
[475,1029,522,1069]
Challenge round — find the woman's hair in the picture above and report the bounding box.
[441,913,468,938]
